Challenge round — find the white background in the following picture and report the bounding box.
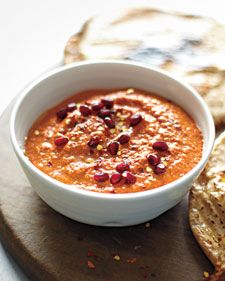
[0,0,223,280]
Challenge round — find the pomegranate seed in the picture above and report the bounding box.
[98,109,111,118]
[101,98,114,109]
[79,105,92,116]
[147,154,160,166]
[152,141,168,151]
[123,171,136,184]
[154,163,166,174]
[118,133,130,144]
[94,172,109,182]
[54,136,69,146]
[116,162,130,173]
[67,102,77,112]
[56,108,67,120]
[88,136,100,148]
[107,141,119,155]
[130,113,142,126]
[104,117,115,128]
[110,173,122,185]
[91,101,104,111]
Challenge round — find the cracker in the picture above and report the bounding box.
[189,131,225,273]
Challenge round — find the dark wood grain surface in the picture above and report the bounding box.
[0,100,213,281]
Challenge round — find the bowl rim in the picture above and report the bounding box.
[10,60,215,200]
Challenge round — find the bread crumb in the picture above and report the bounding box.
[203,272,209,278]
[113,255,121,261]
[145,222,150,228]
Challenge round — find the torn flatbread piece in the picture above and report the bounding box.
[64,8,225,126]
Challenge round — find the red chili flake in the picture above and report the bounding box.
[101,98,114,109]
[54,136,69,146]
[94,172,109,182]
[117,133,130,144]
[139,266,150,279]
[88,136,100,148]
[77,235,84,241]
[104,117,115,128]
[98,109,111,118]
[154,163,166,174]
[47,162,52,167]
[110,173,122,185]
[71,115,78,126]
[152,141,168,151]
[87,250,95,257]
[147,154,160,166]
[107,141,119,155]
[87,260,95,269]
[67,102,77,112]
[91,101,104,111]
[56,108,68,120]
[127,258,137,264]
[130,113,142,126]
[123,171,136,184]
[79,105,92,116]
[116,162,130,173]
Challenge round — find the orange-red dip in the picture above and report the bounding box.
[25,88,203,193]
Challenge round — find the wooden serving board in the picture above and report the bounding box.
[0,99,213,281]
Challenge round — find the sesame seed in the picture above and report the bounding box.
[86,158,94,163]
[65,119,71,125]
[146,167,152,172]
[34,130,40,136]
[110,129,116,134]
[41,142,52,149]
[113,255,121,261]
[120,116,125,121]
[116,112,121,117]
[97,144,103,151]
[126,88,134,94]
[56,132,64,137]
[117,151,122,156]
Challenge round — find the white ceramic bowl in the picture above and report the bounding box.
[10,61,215,227]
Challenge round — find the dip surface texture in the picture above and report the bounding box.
[25,88,203,193]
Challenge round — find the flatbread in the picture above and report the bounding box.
[189,131,225,274]
[64,8,225,126]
